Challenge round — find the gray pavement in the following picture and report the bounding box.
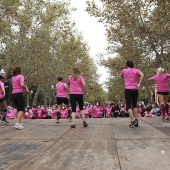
[1,117,170,170]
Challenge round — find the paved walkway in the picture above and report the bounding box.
[1,117,170,170]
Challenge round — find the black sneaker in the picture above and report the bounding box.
[129,120,137,128]
[5,120,9,124]
[134,119,138,127]
[70,124,76,128]
[83,121,88,127]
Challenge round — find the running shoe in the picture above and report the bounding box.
[1,121,4,123]
[134,119,138,127]
[14,123,24,130]
[164,115,169,120]
[5,120,9,124]
[129,120,137,128]
[56,119,60,123]
[83,121,88,127]
[70,124,76,128]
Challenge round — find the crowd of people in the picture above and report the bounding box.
[1,101,170,121]
[0,61,170,130]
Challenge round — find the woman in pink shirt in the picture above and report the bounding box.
[36,106,43,119]
[56,76,71,123]
[68,67,88,128]
[23,107,30,119]
[121,61,144,128]
[52,105,57,119]
[92,101,103,118]
[32,105,37,119]
[105,104,112,118]
[60,105,68,119]
[75,104,81,118]
[149,67,170,120]
[0,75,9,123]
[84,104,89,118]
[12,66,29,129]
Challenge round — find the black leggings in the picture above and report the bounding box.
[125,89,138,109]
[70,94,83,112]
[12,93,25,112]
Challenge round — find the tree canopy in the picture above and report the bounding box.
[86,0,170,102]
[0,0,107,105]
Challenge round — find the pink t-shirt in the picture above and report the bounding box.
[0,81,4,99]
[93,106,103,118]
[23,111,30,119]
[150,73,170,92]
[105,107,112,118]
[56,82,67,98]
[52,109,57,119]
[121,68,141,90]
[37,108,43,119]
[60,109,68,119]
[68,76,85,94]
[76,106,80,118]
[12,75,25,93]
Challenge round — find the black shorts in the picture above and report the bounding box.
[12,93,25,112]
[125,89,138,109]
[0,98,5,103]
[157,92,169,95]
[70,94,83,112]
[56,97,69,105]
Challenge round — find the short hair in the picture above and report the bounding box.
[58,76,63,81]
[126,61,134,68]
[12,65,21,76]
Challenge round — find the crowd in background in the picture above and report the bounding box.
[1,101,170,121]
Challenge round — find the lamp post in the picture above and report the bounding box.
[142,86,145,104]
[0,68,6,77]
[51,85,54,105]
[30,90,33,107]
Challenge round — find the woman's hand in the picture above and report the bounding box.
[25,88,30,94]
[86,92,89,98]
[136,83,141,88]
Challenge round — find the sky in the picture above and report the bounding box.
[69,0,109,86]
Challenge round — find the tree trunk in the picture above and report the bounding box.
[26,93,30,106]
[33,86,40,106]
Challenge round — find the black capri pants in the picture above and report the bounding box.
[56,97,69,105]
[125,89,138,110]
[70,94,83,112]
[12,93,25,112]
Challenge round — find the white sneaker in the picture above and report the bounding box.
[14,123,24,130]
[56,119,60,123]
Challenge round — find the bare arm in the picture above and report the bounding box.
[137,72,144,88]
[148,78,153,85]
[65,85,69,92]
[82,82,89,98]
[20,82,29,93]
[1,85,5,98]
[82,83,88,93]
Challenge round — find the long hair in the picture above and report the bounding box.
[72,67,81,80]
[12,65,22,76]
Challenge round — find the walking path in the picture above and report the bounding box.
[1,117,170,170]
